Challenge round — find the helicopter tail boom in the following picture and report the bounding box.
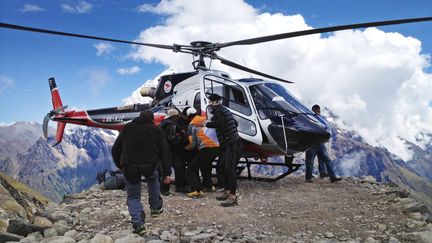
[43,78,157,146]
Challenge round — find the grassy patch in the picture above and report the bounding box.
[0,220,7,232]
[0,200,24,214]
[398,167,432,211]
[0,172,50,205]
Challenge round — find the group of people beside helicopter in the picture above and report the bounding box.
[111,93,243,235]
[111,98,340,236]
[157,93,242,206]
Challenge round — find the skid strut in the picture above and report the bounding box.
[236,157,301,182]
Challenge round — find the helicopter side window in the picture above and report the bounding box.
[193,92,201,115]
[204,78,251,115]
[224,85,251,115]
[204,80,224,98]
[232,113,256,136]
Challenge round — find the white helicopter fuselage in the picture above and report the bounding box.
[166,69,330,158]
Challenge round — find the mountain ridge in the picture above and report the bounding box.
[0,122,117,202]
[0,121,431,208]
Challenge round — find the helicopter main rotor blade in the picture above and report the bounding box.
[0,22,176,50]
[216,17,432,48]
[215,54,293,83]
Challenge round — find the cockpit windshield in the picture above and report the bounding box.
[249,83,311,120]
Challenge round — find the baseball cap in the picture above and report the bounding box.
[165,108,179,118]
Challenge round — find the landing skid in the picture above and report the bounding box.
[236,157,302,182]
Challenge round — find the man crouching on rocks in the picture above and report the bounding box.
[112,110,171,236]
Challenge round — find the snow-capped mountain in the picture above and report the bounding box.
[0,121,52,160]
[249,118,432,208]
[0,122,117,202]
[0,120,431,207]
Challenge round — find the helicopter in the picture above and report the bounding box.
[1,16,431,181]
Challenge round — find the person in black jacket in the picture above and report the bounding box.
[111,110,171,236]
[204,93,243,207]
[159,108,190,193]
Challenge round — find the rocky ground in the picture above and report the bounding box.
[3,175,432,243]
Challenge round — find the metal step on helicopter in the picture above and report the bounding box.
[1,16,431,181]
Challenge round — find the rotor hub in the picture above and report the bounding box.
[190,41,213,47]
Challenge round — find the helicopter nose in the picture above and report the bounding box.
[268,114,331,152]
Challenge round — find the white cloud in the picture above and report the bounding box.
[61,1,93,14]
[94,42,114,56]
[130,0,432,160]
[122,68,176,105]
[79,69,111,95]
[0,76,15,95]
[338,152,364,176]
[20,4,44,12]
[136,4,157,13]
[116,66,141,75]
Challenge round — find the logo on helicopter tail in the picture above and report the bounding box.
[163,80,172,93]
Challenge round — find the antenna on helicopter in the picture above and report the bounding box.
[242,57,253,78]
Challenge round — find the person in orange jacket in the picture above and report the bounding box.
[184,108,219,198]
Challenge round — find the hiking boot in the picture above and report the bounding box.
[305,178,313,183]
[161,190,170,196]
[150,208,164,218]
[220,195,238,207]
[202,186,216,192]
[331,177,342,183]
[319,173,329,179]
[216,191,230,201]
[187,191,204,198]
[133,224,148,236]
[215,187,225,192]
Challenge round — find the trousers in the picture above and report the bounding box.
[125,169,162,229]
[305,143,336,180]
[219,139,243,194]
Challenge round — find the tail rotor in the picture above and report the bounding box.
[43,105,68,139]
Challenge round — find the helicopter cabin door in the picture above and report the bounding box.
[201,74,263,145]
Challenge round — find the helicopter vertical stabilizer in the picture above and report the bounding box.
[44,78,67,146]
[49,77,64,110]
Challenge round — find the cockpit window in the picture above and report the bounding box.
[204,77,251,115]
[249,83,310,119]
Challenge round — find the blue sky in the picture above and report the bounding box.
[0,0,431,125]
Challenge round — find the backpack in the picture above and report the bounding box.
[161,122,188,147]
[96,169,125,190]
[166,124,178,143]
